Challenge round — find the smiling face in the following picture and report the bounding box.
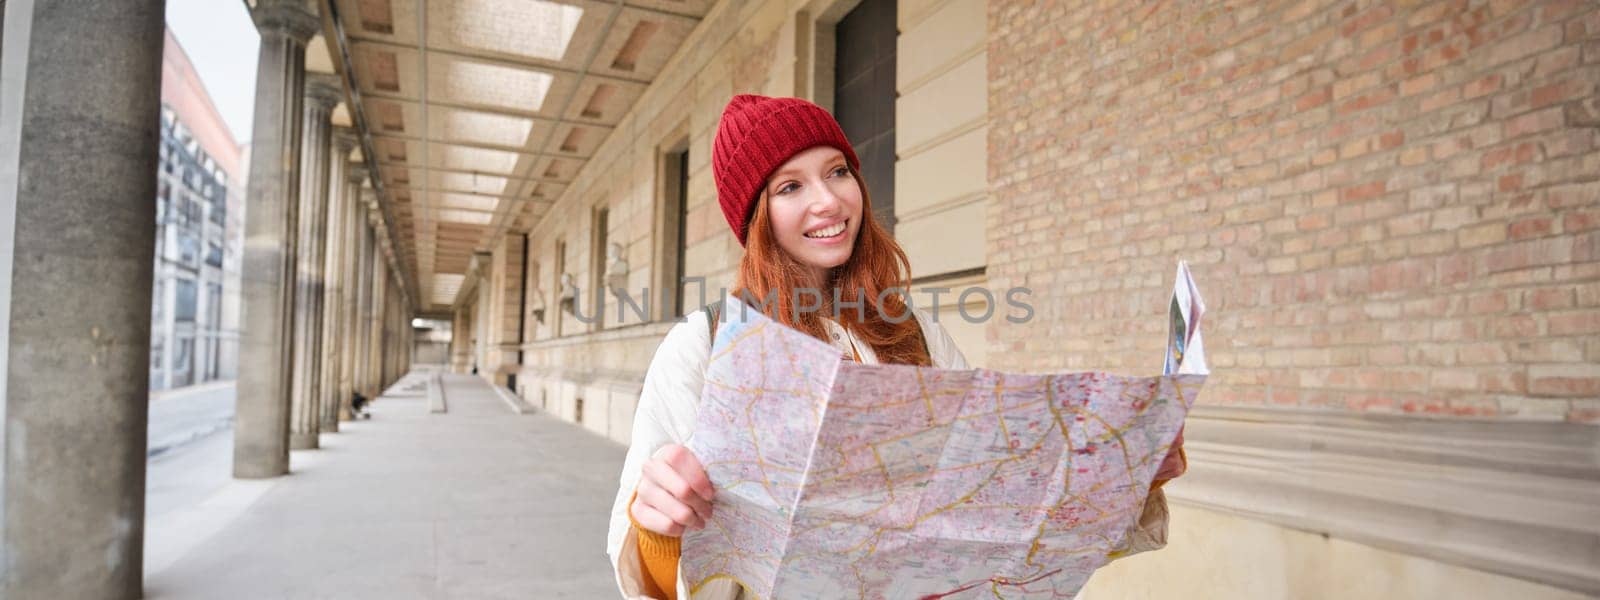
[759,145,863,285]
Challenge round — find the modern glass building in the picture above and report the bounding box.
[150,30,245,391]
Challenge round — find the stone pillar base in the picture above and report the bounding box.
[289,432,320,450]
[234,460,289,480]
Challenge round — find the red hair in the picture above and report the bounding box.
[733,168,931,366]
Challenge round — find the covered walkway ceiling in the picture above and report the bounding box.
[320,0,709,312]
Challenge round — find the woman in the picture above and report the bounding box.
[605,94,1185,599]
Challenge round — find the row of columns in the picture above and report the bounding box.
[449,302,475,373]
[0,1,417,594]
[236,0,415,476]
[0,2,167,597]
[0,1,413,596]
[444,253,496,377]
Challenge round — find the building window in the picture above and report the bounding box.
[175,279,198,322]
[173,337,194,387]
[656,145,689,319]
[590,206,609,328]
[157,180,171,216]
[178,232,200,267]
[205,242,223,267]
[523,259,541,342]
[187,195,204,224]
[553,239,567,337]
[207,282,223,327]
[834,0,898,232]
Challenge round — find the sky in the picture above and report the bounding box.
[166,0,260,145]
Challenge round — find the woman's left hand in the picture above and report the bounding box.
[1153,426,1186,481]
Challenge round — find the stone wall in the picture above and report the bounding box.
[507,0,1006,443]
[988,0,1599,422]
[514,1,799,444]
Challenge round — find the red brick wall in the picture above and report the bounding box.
[987,0,1598,421]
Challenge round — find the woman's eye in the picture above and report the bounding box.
[776,182,798,195]
[830,167,848,177]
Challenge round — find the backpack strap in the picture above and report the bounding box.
[701,300,724,350]
[911,313,932,363]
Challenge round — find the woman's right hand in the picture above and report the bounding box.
[631,443,715,537]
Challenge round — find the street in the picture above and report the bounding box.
[145,382,236,529]
[147,381,236,458]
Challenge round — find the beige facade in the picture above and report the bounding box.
[484,0,1003,432]
[1080,504,1592,600]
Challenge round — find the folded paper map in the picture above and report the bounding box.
[683,263,1207,599]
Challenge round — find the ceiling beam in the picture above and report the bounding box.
[369,127,612,158]
[374,164,572,186]
[371,161,574,186]
[368,133,584,163]
[347,36,655,86]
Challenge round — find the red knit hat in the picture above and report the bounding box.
[712,94,860,246]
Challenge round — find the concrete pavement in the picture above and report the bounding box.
[144,371,628,599]
[145,422,234,521]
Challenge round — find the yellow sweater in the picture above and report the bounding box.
[628,447,1186,600]
[627,492,682,600]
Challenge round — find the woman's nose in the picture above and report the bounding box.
[809,180,842,214]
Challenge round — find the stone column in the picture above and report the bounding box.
[353,210,374,400]
[337,178,366,421]
[366,232,388,397]
[319,149,357,432]
[476,256,494,379]
[391,280,406,383]
[393,294,406,382]
[381,279,394,388]
[392,281,404,385]
[0,2,164,597]
[378,282,390,388]
[287,74,340,450]
[449,305,470,373]
[401,295,410,376]
[234,0,319,478]
[404,306,415,374]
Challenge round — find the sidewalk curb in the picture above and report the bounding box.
[150,380,236,402]
[491,384,536,415]
[148,421,232,458]
[427,373,447,413]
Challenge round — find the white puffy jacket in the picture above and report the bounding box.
[606,302,1171,599]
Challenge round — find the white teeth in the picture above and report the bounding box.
[805,221,846,238]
